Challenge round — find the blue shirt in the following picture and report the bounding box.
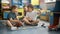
[7,12,17,20]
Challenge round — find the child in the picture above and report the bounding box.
[20,5,28,22]
[23,5,28,16]
[7,6,23,30]
[23,4,39,26]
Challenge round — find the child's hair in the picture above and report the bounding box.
[27,4,34,10]
[11,5,17,10]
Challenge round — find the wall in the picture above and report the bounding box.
[45,0,56,3]
[31,0,39,5]
[40,0,46,9]
[46,2,56,10]
[40,0,56,10]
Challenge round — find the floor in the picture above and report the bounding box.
[0,20,60,34]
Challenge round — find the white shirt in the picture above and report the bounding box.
[26,11,38,20]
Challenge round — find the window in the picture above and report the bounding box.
[50,0,53,1]
[45,0,56,3]
[12,0,30,8]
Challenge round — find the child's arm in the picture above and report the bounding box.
[9,18,19,22]
[14,12,20,20]
[36,9,41,15]
[16,16,19,20]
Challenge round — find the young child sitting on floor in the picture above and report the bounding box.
[23,4,39,26]
[23,5,28,16]
[7,6,23,30]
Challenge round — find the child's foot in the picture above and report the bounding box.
[11,27,18,30]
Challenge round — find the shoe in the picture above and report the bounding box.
[41,23,46,28]
[11,27,18,30]
[41,23,44,26]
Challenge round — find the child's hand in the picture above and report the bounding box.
[16,17,19,20]
[37,11,41,16]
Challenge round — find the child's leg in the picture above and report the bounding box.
[31,19,39,24]
[6,20,13,27]
[11,20,23,27]
[15,21,23,27]
[7,20,19,30]
[23,18,31,24]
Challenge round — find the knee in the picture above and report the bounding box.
[37,19,40,21]
[23,18,26,21]
[36,19,39,23]
[7,20,10,23]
